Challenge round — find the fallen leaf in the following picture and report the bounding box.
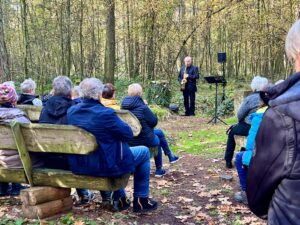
[178,196,194,203]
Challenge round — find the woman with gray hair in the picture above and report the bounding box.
[247,20,300,224]
[224,76,268,168]
[67,78,157,213]
[17,78,42,106]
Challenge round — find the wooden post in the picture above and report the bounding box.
[22,196,73,219]
[10,121,33,185]
[20,187,71,206]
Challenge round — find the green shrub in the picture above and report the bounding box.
[146,81,171,107]
[149,105,171,121]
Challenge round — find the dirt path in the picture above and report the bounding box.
[0,116,266,225]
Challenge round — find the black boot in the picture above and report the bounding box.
[112,196,131,212]
[133,197,158,213]
[0,182,9,197]
[226,161,233,169]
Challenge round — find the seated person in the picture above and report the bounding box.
[0,82,43,196]
[38,76,95,204]
[17,78,42,106]
[101,83,120,110]
[247,20,300,224]
[121,83,179,178]
[234,103,267,204]
[71,86,82,104]
[67,78,157,213]
[224,76,268,168]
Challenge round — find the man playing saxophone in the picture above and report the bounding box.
[178,56,200,116]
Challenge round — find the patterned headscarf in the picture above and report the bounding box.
[0,82,17,106]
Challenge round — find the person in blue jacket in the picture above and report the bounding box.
[67,78,157,213]
[121,83,179,177]
[178,56,200,116]
[234,105,267,204]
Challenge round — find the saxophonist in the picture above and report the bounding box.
[178,56,200,116]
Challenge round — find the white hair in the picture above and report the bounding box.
[250,76,269,92]
[21,78,36,93]
[53,76,73,96]
[128,83,143,96]
[79,78,104,100]
[72,86,81,97]
[184,56,192,62]
[286,19,300,61]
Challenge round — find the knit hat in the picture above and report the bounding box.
[0,82,17,106]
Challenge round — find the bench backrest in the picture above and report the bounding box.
[0,121,98,185]
[16,105,142,136]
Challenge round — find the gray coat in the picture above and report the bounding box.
[0,108,43,168]
[237,92,262,124]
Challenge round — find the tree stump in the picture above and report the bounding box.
[20,187,72,219]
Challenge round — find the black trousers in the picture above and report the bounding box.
[224,121,251,163]
[183,90,196,115]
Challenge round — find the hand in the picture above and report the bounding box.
[184,74,189,79]
[144,99,148,105]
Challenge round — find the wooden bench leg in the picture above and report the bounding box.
[20,187,72,219]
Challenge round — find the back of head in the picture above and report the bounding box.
[0,82,17,107]
[53,76,73,97]
[128,83,143,97]
[251,76,269,92]
[80,78,104,100]
[102,83,115,99]
[285,19,300,62]
[21,78,36,94]
[72,86,81,99]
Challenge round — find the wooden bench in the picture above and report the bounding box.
[0,121,132,218]
[0,121,130,191]
[16,104,158,157]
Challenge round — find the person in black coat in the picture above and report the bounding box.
[38,76,98,205]
[178,56,200,116]
[17,78,42,106]
[247,19,300,225]
[121,83,179,177]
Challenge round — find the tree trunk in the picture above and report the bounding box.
[104,0,115,84]
[20,0,29,78]
[66,0,72,76]
[79,0,84,80]
[0,1,10,82]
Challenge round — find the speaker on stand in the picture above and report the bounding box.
[217,52,226,101]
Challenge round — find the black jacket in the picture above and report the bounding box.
[178,65,200,92]
[247,71,300,224]
[38,95,74,169]
[39,95,73,124]
[121,96,158,147]
[17,93,39,105]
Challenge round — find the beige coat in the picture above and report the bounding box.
[0,108,43,168]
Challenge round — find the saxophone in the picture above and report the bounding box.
[180,67,188,91]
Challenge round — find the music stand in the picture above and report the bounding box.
[204,76,227,125]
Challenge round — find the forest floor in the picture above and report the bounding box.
[0,115,266,225]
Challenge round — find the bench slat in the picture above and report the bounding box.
[116,110,141,137]
[17,105,42,122]
[0,123,98,154]
[0,167,27,183]
[16,105,142,137]
[0,167,130,191]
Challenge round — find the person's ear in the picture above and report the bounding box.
[295,53,300,72]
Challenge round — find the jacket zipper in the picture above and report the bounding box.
[120,142,123,160]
